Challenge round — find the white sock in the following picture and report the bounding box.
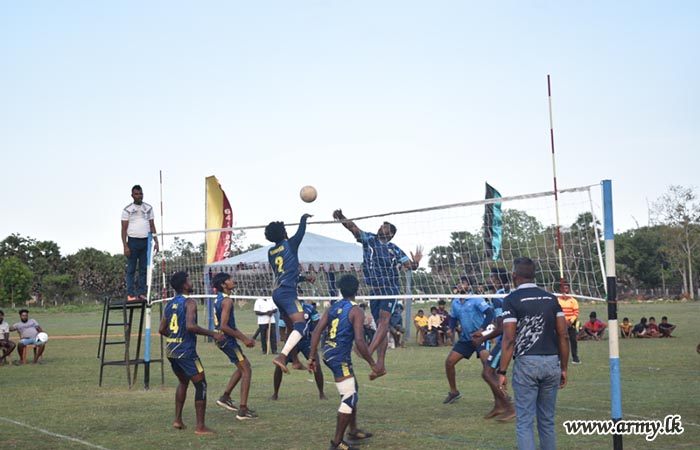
[280,330,303,356]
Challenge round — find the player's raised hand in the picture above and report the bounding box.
[302,213,313,220]
[332,209,344,221]
[411,245,424,264]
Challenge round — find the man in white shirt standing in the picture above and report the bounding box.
[121,185,159,301]
[253,297,278,354]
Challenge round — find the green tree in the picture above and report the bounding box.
[67,248,126,299]
[42,274,81,304]
[0,234,66,297]
[652,185,700,299]
[0,256,34,304]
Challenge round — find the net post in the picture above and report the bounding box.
[603,179,622,449]
[144,232,153,390]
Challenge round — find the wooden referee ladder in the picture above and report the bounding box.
[98,297,164,388]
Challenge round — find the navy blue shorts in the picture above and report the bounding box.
[322,347,354,379]
[168,356,204,378]
[452,338,486,360]
[217,338,246,365]
[272,287,304,318]
[369,286,400,322]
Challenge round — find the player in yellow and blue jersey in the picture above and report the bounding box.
[308,275,383,450]
[159,271,224,435]
[211,272,258,420]
[265,213,314,374]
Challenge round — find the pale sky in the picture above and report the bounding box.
[1,1,698,256]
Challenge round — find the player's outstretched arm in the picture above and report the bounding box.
[185,298,224,343]
[332,209,362,240]
[289,213,312,250]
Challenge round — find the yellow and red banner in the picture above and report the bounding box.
[205,176,233,264]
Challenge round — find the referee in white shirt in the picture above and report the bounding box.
[121,185,158,301]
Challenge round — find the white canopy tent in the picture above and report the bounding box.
[208,232,363,273]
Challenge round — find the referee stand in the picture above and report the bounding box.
[98,296,164,388]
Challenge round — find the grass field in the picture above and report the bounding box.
[1,301,699,450]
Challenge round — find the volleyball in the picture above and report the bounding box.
[36,332,49,344]
[300,185,317,203]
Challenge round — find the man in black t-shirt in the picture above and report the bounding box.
[498,257,569,450]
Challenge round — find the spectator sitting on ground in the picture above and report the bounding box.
[647,317,663,338]
[413,309,428,345]
[577,311,607,341]
[389,305,405,348]
[620,317,633,339]
[632,317,651,338]
[427,306,443,344]
[659,316,676,338]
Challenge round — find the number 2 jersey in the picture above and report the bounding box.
[164,294,198,359]
[267,214,308,291]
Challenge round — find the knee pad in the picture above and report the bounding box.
[336,378,357,414]
[293,321,306,334]
[194,378,207,401]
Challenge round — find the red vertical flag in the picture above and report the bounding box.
[205,176,233,264]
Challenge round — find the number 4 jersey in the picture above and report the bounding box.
[164,294,198,359]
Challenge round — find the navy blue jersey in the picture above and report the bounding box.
[359,231,410,288]
[502,283,564,357]
[165,294,198,359]
[323,299,356,355]
[214,292,238,342]
[268,215,308,290]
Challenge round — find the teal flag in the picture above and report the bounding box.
[484,183,503,261]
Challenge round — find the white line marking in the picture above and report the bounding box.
[0,416,112,449]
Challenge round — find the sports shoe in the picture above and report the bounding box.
[216,396,238,412]
[329,440,359,450]
[347,429,373,441]
[236,408,258,420]
[572,358,582,365]
[443,391,462,404]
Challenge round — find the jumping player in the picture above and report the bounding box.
[270,300,327,401]
[443,277,496,411]
[211,272,258,420]
[308,275,382,450]
[159,271,224,434]
[265,213,313,373]
[332,209,422,378]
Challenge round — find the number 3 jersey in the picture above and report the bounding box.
[165,294,198,359]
